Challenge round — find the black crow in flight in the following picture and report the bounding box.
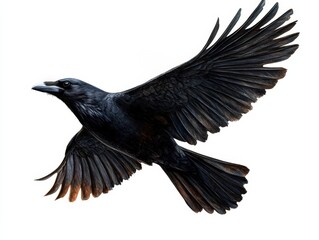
[32,0,298,214]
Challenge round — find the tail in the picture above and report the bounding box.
[161,147,249,214]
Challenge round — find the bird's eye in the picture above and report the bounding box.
[62,81,71,88]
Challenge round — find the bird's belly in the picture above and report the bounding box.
[88,114,159,163]
[86,113,189,169]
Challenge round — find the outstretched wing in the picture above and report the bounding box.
[37,128,142,201]
[121,0,299,145]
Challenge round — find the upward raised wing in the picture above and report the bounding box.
[121,0,299,145]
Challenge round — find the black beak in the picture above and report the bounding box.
[32,81,63,94]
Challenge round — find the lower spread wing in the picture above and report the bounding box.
[36,128,142,201]
[121,0,298,145]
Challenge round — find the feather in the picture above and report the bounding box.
[192,18,220,61]
[206,0,266,56]
[45,167,66,196]
[175,111,200,143]
[56,155,74,199]
[180,108,208,141]
[162,168,203,213]
[93,154,113,193]
[188,101,220,134]
[119,157,140,176]
[107,151,130,181]
[69,154,82,201]
[192,95,228,127]
[87,156,104,198]
[175,173,216,213]
[170,112,196,144]
[99,153,120,186]
[80,156,92,200]
[212,9,241,47]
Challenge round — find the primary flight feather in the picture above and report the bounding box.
[33,0,298,214]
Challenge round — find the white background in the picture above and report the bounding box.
[0,0,317,239]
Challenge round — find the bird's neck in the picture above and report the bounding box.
[65,96,108,128]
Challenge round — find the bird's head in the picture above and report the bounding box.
[32,78,107,123]
[32,78,106,103]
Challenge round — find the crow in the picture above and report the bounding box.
[32,0,298,214]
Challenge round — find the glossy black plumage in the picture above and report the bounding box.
[33,0,298,214]
[37,128,142,201]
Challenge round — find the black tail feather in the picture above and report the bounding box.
[161,147,249,214]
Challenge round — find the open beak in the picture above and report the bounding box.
[32,81,63,94]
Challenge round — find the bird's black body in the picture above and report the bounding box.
[33,0,298,214]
